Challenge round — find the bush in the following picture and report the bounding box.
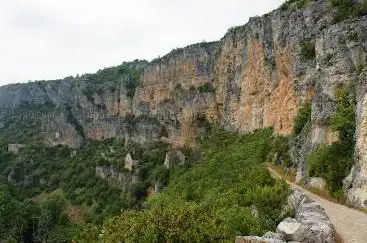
[330,84,356,147]
[300,40,316,60]
[198,82,215,93]
[307,143,353,194]
[267,136,291,167]
[307,84,355,196]
[293,102,312,135]
[279,0,312,11]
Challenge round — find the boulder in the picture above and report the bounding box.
[8,144,26,154]
[96,165,138,186]
[262,232,285,241]
[239,189,335,243]
[308,177,327,191]
[124,153,139,171]
[280,189,335,243]
[147,183,161,197]
[164,150,185,168]
[276,218,306,242]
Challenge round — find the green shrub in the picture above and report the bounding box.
[330,84,356,147]
[197,82,215,93]
[307,143,353,194]
[293,103,312,135]
[307,84,355,196]
[300,40,316,60]
[356,63,364,75]
[267,136,291,167]
[279,0,312,11]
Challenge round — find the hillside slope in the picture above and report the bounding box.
[0,0,367,208]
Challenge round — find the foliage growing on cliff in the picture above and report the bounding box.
[329,0,367,22]
[0,107,49,147]
[81,60,147,99]
[307,84,356,198]
[197,82,215,93]
[267,136,291,167]
[91,129,290,242]
[293,102,312,135]
[300,40,316,60]
[331,84,356,146]
[279,0,312,11]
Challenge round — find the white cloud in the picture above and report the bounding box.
[0,0,283,85]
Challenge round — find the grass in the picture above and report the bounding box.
[306,186,343,204]
[268,164,296,183]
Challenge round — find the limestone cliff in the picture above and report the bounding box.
[1,0,367,207]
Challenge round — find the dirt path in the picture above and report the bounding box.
[267,167,367,243]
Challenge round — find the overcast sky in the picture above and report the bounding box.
[0,0,283,86]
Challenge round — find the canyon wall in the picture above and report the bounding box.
[1,0,367,206]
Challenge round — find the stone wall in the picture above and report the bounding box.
[236,189,335,243]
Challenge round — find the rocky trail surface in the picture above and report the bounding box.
[268,167,367,243]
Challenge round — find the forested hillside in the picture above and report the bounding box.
[0,126,290,242]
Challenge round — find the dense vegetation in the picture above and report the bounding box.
[81,60,147,100]
[293,102,312,135]
[0,104,57,147]
[329,0,367,22]
[0,137,172,242]
[76,128,290,242]
[307,84,356,199]
[279,0,312,11]
[279,0,367,21]
[0,127,291,242]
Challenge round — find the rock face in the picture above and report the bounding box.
[279,189,335,243]
[124,153,139,171]
[238,189,335,243]
[0,0,367,206]
[8,144,26,154]
[95,165,138,186]
[348,71,367,207]
[308,177,328,191]
[164,150,186,169]
[277,218,305,242]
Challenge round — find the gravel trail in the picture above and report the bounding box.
[268,167,367,243]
